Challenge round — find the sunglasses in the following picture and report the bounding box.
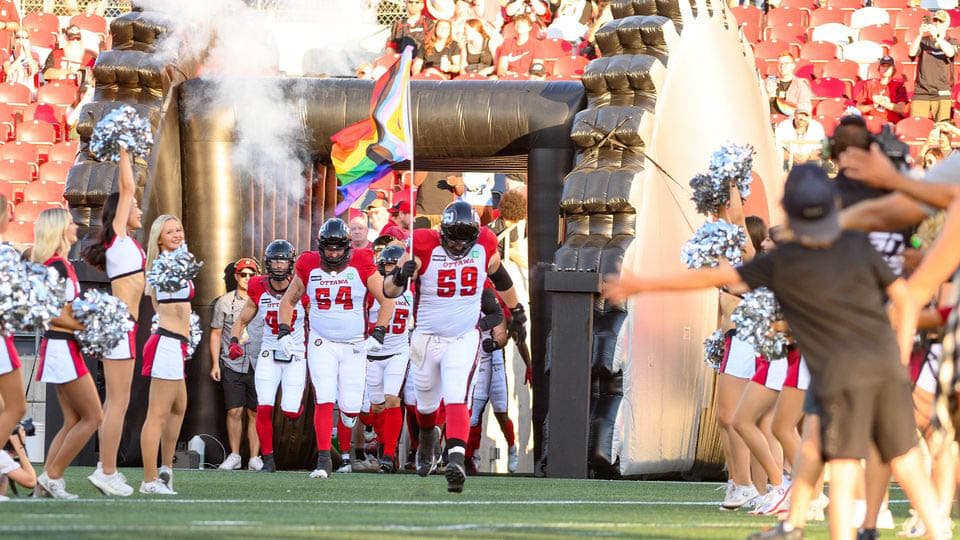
[237,271,255,278]
[67,35,81,41]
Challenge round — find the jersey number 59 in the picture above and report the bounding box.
[436,267,478,297]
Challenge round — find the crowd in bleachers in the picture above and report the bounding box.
[735,0,960,168]
[0,1,105,245]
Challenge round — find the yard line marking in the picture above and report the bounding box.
[0,498,912,506]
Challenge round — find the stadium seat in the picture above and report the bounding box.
[894,8,929,30]
[895,116,935,140]
[770,112,788,127]
[948,8,960,27]
[780,0,817,10]
[862,114,887,133]
[794,59,817,79]
[0,102,16,133]
[540,38,573,60]
[842,40,885,77]
[38,160,71,183]
[815,97,849,118]
[14,201,52,223]
[766,7,806,30]
[47,140,78,163]
[412,71,447,80]
[0,181,15,203]
[0,159,34,184]
[17,120,57,148]
[37,81,79,110]
[887,42,911,64]
[825,0,863,11]
[810,7,849,26]
[850,7,890,28]
[767,24,806,49]
[800,41,839,62]
[858,24,896,46]
[69,13,107,35]
[810,23,856,46]
[6,220,32,244]
[753,39,792,61]
[822,59,859,82]
[730,5,763,33]
[0,141,38,166]
[0,82,30,106]
[554,55,588,77]
[948,26,960,43]
[871,0,908,10]
[22,181,64,204]
[816,114,840,135]
[811,76,848,97]
[22,11,59,50]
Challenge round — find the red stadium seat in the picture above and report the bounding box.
[730,5,763,31]
[69,13,107,35]
[810,7,849,26]
[862,114,888,133]
[770,112,788,126]
[37,81,79,110]
[815,97,849,118]
[794,59,817,79]
[767,24,806,48]
[948,8,960,27]
[0,82,30,106]
[821,59,859,82]
[753,39,792,61]
[554,55,588,77]
[21,181,64,204]
[871,0,908,11]
[825,0,862,10]
[895,116,935,140]
[0,181,15,203]
[38,160,71,184]
[539,38,573,60]
[887,42,911,64]
[766,7,806,28]
[47,141,78,163]
[816,114,840,135]
[14,201,53,223]
[0,141,38,166]
[800,41,839,63]
[858,24,896,46]
[0,102,16,133]
[6,219,33,244]
[0,160,34,184]
[780,0,817,11]
[17,120,57,147]
[811,76,848,97]
[895,7,929,29]
[22,12,59,49]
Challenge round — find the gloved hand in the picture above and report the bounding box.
[227,337,244,360]
[364,326,386,353]
[277,324,294,358]
[482,338,501,353]
[394,260,417,289]
[508,304,527,343]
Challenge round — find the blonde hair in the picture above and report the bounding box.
[32,208,72,263]
[145,214,182,296]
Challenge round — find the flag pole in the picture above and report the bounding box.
[404,45,415,257]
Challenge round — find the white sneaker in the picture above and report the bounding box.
[219,453,242,471]
[38,473,78,500]
[139,480,176,495]
[309,468,329,479]
[750,482,791,516]
[248,456,264,471]
[720,483,759,510]
[0,494,8,502]
[158,465,173,492]
[87,470,134,497]
[877,507,895,529]
[507,445,519,473]
[805,493,829,522]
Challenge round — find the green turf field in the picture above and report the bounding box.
[0,467,913,539]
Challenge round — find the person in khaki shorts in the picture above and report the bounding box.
[909,10,957,122]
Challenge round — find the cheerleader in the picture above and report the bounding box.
[33,208,103,499]
[0,197,26,479]
[140,215,193,495]
[80,147,144,497]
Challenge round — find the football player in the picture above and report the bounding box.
[384,200,526,493]
[228,240,308,473]
[279,218,395,478]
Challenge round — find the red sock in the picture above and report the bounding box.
[283,404,304,420]
[359,412,375,427]
[444,403,469,451]
[436,402,447,427]
[338,414,356,454]
[313,403,334,451]
[417,409,438,430]
[380,407,403,458]
[256,405,275,456]
[405,404,420,448]
[466,424,482,459]
[502,418,516,448]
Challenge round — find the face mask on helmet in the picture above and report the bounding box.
[265,258,292,280]
[263,240,296,282]
[318,219,351,269]
[440,202,480,260]
[377,245,405,276]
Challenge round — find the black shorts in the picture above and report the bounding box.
[817,377,918,462]
[222,365,257,411]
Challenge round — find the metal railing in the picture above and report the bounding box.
[19,0,132,18]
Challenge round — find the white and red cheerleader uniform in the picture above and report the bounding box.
[102,233,145,361]
[409,227,499,453]
[37,256,85,384]
[719,329,758,380]
[142,278,194,380]
[362,291,413,461]
[296,248,378,457]
[249,275,309,457]
[751,346,810,391]
[0,244,20,376]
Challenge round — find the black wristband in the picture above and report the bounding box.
[277,323,291,339]
[229,336,239,345]
[371,325,387,344]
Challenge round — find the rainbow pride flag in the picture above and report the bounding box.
[332,46,413,215]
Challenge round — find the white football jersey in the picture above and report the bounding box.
[248,276,307,359]
[369,290,413,356]
[295,249,377,343]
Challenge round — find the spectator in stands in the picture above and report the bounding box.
[497,16,543,77]
[546,0,592,43]
[67,82,94,140]
[460,18,498,76]
[853,55,909,124]
[387,200,414,232]
[365,198,392,239]
[0,0,19,33]
[504,0,550,28]
[43,25,97,82]
[349,216,371,250]
[451,0,481,42]
[388,0,433,52]
[909,10,956,122]
[528,60,547,80]
[4,31,39,97]
[774,104,825,168]
[768,53,812,117]
[414,20,461,78]
[918,124,954,162]
[209,258,263,472]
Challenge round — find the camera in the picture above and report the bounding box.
[3,418,34,452]
[826,115,909,171]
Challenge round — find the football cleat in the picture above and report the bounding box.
[336,459,353,474]
[259,454,276,473]
[404,447,417,471]
[507,445,519,473]
[379,455,396,474]
[445,452,466,493]
[310,451,333,479]
[417,427,440,477]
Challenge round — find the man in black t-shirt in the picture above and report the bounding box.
[603,164,945,540]
[909,10,957,122]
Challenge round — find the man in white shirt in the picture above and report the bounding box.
[774,104,826,170]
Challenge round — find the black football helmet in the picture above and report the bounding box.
[377,244,405,276]
[318,218,351,269]
[264,239,296,281]
[440,200,480,260]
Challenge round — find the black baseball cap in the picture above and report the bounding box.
[782,164,841,244]
[878,55,895,66]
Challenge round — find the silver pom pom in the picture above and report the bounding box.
[731,288,789,361]
[72,289,135,357]
[690,173,728,216]
[708,142,755,199]
[0,249,66,334]
[90,105,154,163]
[681,220,747,269]
[147,245,202,293]
[151,311,203,359]
[703,329,725,370]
